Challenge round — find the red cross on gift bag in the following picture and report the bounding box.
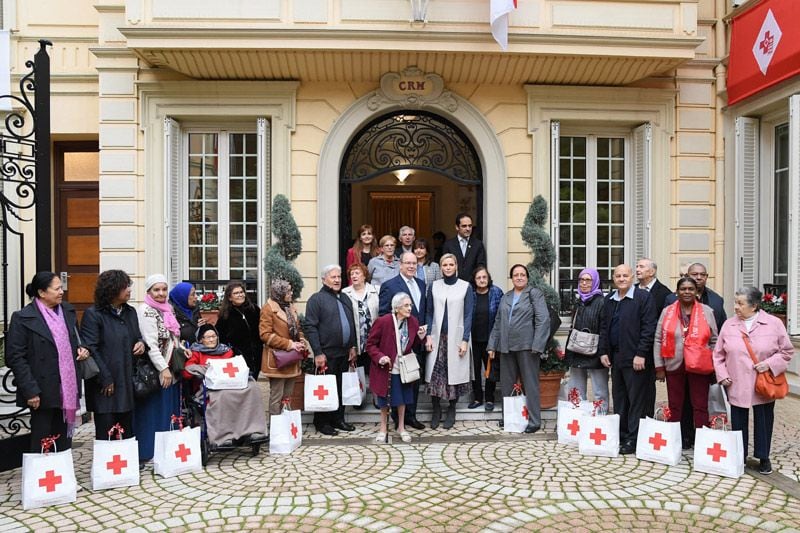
[174,443,192,463]
[707,442,727,463]
[589,427,607,445]
[291,423,299,439]
[313,385,329,401]
[106,454,128,475]
[222,362,239,378]
[38,470,62,493]
[521,406,529,420]
[567,419,580,436]
[649,432,668,451]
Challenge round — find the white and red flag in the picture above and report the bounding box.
[491,0,517,50]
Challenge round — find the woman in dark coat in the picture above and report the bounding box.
[169,282,201,344]
[80,270,145,440]
[565,268,608,405]
[215,281,262,378]
[5,272,89,451]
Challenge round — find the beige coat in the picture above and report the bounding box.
[425,278,472,385]
[259,299,306,378]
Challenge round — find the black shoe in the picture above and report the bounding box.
[485,402,495,412]
[681,440,693,450]
[332,421,355,432]
[316,425,339,436]
[619,442,636,455]
[406,418,426,430]
[248,432,269,444]
[524,424,540,434]
[218,439,235,449]
[759,458,773,475]
[468,401,483,409]
[352,403,365,410]
[498,420,504,428]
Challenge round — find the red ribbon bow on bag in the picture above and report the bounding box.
[655,403,672,422]
[40,434,60,454]
[710,414,728,430]
[281,397,292,410]
[512,382,523,395]
[592,399,606,417]
[170,414,184,430]
[107,423,125,440]
[568,387,581,408]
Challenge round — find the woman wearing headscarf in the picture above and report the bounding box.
[168,281,201,344]
[565,268,608,404]
[6,272,89,451]
[134,274,183,461]
[80,269,145,440]
[259,279,308,415]
[216,281,263,378]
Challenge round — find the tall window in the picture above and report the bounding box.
[772,123,789,286]
[558,135,627,286]
[186,131,259,282]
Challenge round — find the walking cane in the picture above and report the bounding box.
[384,359,392,444]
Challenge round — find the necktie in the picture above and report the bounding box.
[407,277,420,310]
[460,238,467,256]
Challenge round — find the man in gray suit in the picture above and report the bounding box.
[487,264,550,433]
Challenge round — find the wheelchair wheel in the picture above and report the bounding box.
[251,443,261,457]
[201,438,210,466]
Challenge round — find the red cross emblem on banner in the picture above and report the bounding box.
[707,442,727,463]
[313,385,329,401]
[174,443,192,463]
[106,454,128,475]
[759,31,774,54]
[567,419,580,436]
[291,423,299,439]
[222,362,239,378]
[521,406,529,420]
[589,427,607,445]
[38,470,62,493]
[649,432,667,451]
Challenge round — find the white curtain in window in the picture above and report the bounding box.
[631,123,652,262]
[787,96,800,335]
[734,117,760,289]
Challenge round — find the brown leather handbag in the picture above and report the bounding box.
[741,333,788,400]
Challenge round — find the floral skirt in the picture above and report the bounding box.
[427,333,471,401]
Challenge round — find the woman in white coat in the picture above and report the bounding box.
[424,253,474,429]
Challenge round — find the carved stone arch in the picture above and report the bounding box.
[317,70,507,283]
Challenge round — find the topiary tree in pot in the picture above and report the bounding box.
[263,194,303,300]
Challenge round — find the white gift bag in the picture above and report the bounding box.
[556,400,594,446]
[204,355,249,390]
[21,438,77,510]
[153,421,203,478]
[304,373,339,412]
[356,366,367,404]
[693,426,745,478]
[269,406,303,454]
[341,368,362,406]
[578,413,621,458]
[636,417,682,466]
[503,392,529,433]
[91,425,140,490]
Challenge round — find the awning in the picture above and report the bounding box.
[727,0,800,106]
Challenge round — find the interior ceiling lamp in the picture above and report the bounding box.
[409,0,430,23]
[395,169,412,184]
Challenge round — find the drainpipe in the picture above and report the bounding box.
[714,0,728,302]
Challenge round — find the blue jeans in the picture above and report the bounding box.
[568,367,610,405]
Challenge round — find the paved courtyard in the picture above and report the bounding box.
[1,395,799,532]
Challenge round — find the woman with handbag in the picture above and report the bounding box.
[654,276,718,448]
[259,279,307,415]
[134,274,184,462]
[5,272,90,451]
[712,286,794,475]
[80,270,145,440]
[424,253,475,430]
[367,293,425,443]
[565,268,608,405]
[216,281,263,379]
[342,262,380,380]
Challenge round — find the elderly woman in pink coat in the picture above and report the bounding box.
[712,286,794,476]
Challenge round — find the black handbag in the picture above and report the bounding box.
[77,356,101,380]
[132,356,160,399]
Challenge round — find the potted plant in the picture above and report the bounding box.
[760,291,788,328]
[198,291,220,325]
[522,195,567,408]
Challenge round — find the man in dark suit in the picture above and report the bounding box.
[378,252,427,430]
[442,213,486,281]
[635,258,671,310]
[599,264,658,455]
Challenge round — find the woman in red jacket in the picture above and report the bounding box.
[366,293,426,443]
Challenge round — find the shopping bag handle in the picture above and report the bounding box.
[315,365,328,375]
[511,382,523,396]
[40,434,60,454]
[710,414,728,431]
[655,404,672,422]
[567,387,581,408]
[281,397,292,411]
[170,414,185,430]
[592,399,606,417]
[107,423,125,440]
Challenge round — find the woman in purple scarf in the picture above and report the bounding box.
[6,272,89,451]
[564,268,609,405]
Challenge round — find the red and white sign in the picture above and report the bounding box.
[728,0,800,105]
[91,437,140,490]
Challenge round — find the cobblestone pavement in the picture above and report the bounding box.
[1,396,799,532]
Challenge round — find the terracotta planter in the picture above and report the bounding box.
[539,371,566,409]
[290,373,305,411]
[199,310,219,326]
[772,313,787,329]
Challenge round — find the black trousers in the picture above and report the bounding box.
[611,363,655,444]
[94,411,134,441]
[313,355,349,429]
[730,402,775,460]
[471,341,496,403]
[30,408,70,452]
[680,387,696,445]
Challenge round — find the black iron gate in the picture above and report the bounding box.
[0,40,52,470]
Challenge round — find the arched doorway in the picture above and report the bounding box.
[339,111,482,264]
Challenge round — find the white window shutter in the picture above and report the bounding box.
[787,96,800,335]
[550,120,560,284]
[632,123,652,262]
[256,117,271,305]
[734,117,760,289]
[164,117,182,287]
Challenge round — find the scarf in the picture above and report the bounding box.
[35,298,79,436]
[577,267,604,302]
[144,294,181,336]
[169,282,195,319]
[660,300,710,358]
